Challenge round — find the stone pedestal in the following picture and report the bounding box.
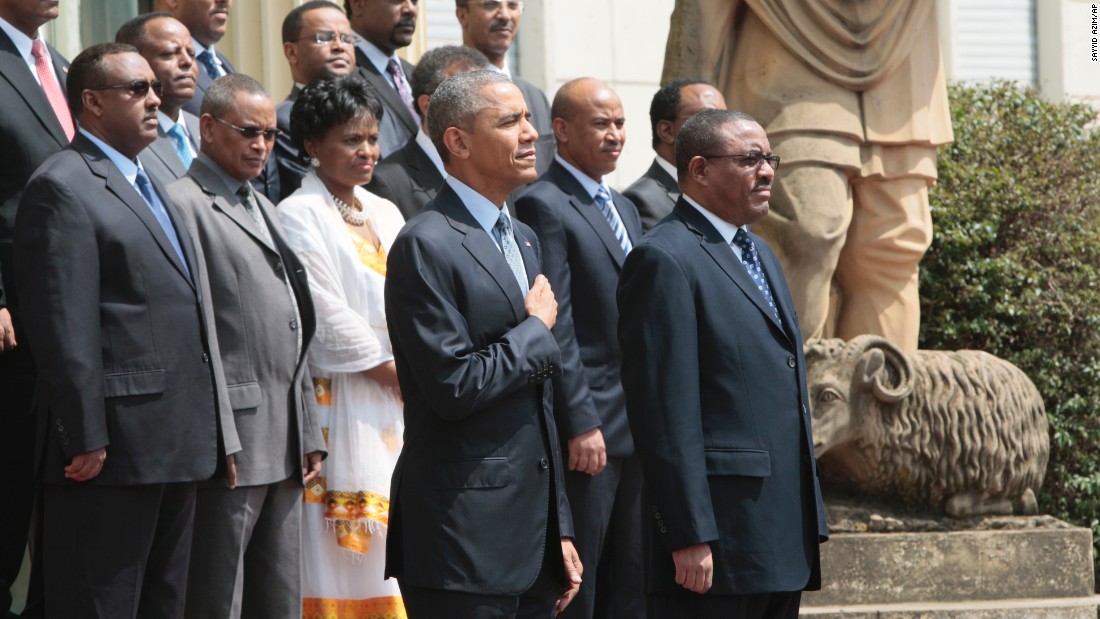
[800,523,1100,618]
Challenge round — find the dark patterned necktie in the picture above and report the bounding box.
[732,229,780,323]
[595,186,632,254]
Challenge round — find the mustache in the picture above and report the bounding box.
[396,15,416,28]
[490,19,513,31]
[753,178,771,190]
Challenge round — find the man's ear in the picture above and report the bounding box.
[284,42,298,67]
[656,119,676,146]
[551,116,568,143]
[687,155,708,184]
[81,90,104,120]
[417,94,431,119]
[443,126,471,160]
[200,113,216,146]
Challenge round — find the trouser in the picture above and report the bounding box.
[648,590,802,619]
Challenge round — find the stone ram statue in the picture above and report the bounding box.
[804,336,1049,517]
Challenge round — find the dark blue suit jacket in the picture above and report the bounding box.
[515,160,641,456]
[384,182,574,594]
[618,198,828,595]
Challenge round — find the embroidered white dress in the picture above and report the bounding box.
[278,171,407,619]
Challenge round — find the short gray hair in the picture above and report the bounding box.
[427,70,511,163]
[675,109,756,175]
[200,74,270,117]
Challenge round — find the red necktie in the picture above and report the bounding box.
[31,38,75,141]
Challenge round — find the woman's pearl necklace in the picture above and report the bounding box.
[332,193,367,226]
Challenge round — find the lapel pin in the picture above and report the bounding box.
[524,240,531,247]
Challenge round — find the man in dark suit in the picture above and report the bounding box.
[159,0,281,202]
[384,70,582,618]
[170,74,326,619]
[158,0,232,117]
[275,0,355,200]
[347,0,419,158]
[0,0,73,612]
[14,42,231,618]
[514,77,644,619]
[117,13,202,186]
[367,44,485,219]
[624,79,726,231]
[617,109,828,619]
[456,0,554,175]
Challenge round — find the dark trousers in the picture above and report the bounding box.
[648,590,802,619]
[184,477,303,619]
[0,341,38,616]
[558,454,644,619]
[43,482,197,619]
[400,544,561,619]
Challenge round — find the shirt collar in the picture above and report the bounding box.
[655,155,678,180]
[0,16,34,65]
[681,193,746,246]
[158,110,186,134]
[355,36,395,76]
[196,152,249,194]
[554,154,604,201]
[446,176,508,238]
[485,60,511,79]
[415,128,445,176]
[80,128,139,184]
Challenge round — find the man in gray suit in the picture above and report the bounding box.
[347,0,419,158]
[457,0,554,175]
[367,44,486,219]
[117,13,201,186]
[170,74,325,618]
[275,0,355,200]
[624,80,726,231]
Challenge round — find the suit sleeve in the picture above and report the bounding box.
[514,192,601,439]
[384,228,561,422]
[14,173,108,457]
[618,242,719,552]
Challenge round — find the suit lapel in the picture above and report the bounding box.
[754,234,800,344]
[0,32,67,147]
[407,141,445,192]
[183,111,201,150]
[649,160,680,204]
[77,137,193,285]
[437,185,526,323]
[674,200,786,336]
[191,158,278,253]
[146,132,187,178]
[549,161,626,267]
[355,52,418,134]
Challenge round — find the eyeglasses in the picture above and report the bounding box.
[213,116,281,142]
[702,151,780,171]
[87,79,163,99]
[464,0,524,13]
[298,30,355,46]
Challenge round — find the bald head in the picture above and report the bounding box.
[551,78,625,181]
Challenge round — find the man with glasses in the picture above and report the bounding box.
[276,0,356,199]
[14,42,226,618]
[0,0,73,613]
[625,80,727,232]
[116,13,202,186]
[347,0,419,158]
[170,73,325,619]
[456,0,554,175]
[618,109,826,619]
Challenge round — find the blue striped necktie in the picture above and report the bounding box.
[595,186,632,254]
[494,212,528,296]
[167,123,193,169]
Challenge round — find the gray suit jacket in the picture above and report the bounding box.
[354,49,418,159]
[170,157,325,487]
[366,137,443,220]
[139,111,200,188]
[623,158,679,232]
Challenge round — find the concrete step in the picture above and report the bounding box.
[800,595,1100,618]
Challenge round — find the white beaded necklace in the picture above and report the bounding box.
[331,193,367,226]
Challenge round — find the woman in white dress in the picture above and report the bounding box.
[278,76,407,619]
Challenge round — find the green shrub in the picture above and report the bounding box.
[921,81,1100,561]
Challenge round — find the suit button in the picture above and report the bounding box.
[787,356,796,368]
[654,512,662,520]
[202,353,210,363]
[290,319,298,331]
[538,458,549,471]
[802,404,808,416]
[660,526,668,533]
